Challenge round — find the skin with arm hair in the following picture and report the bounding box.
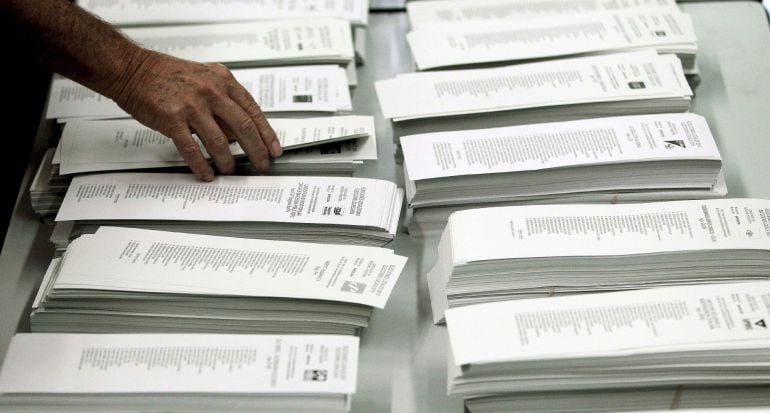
[1,0,282,181]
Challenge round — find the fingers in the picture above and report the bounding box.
[167,123,215,182]
[228,84,282,158]
[189,114,236,175]
[212,95,272,173]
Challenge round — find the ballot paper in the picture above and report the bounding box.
[406,0,679,29]
[428,198,770,322]
[31,227,406,335]
[407,171,727,236]
[55,173,403,246]
[79,0,369,27]
[444,282,770,396]
[0,333,357,412]
[122,19,354,67]
[464,386,770,413]
[406,10,697,70]
[57,116,374,175]
[46,65,352,120]
[31,132,378,217]
[52,227,406,309]
[402,113,722,208]
[376,50,691,123]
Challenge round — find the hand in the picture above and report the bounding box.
[112,50,282,181]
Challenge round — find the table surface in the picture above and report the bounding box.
[2,2,770,412]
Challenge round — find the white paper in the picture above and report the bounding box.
[0,333,358,394]
[402,114,719,181]
[375,51,691,121]
[445,282,770,366]
[46,65,351,120]
[55,173,401,233]
[407,0,679,29]
[447,199,770,264]
[122,19,354,66]
[407,10,696,70]
[55,227,406,308]
[58,116,374,175]
[79,0,369,26]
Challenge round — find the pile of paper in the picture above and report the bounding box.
[465,386,770,413]
[377,51,692,138]
[427,199,770,323]
[406,10,697,72]
[78,0,368,65]
[406,0,679,29]
[79,0,370,27]
[53,173,403,247]
[445,282,770,398]
[0,333,358,412]
[31,227,406,335]
[119,18,354,68]
[29,116,377,217]
[46,65,352,121]
[402,114,725,235]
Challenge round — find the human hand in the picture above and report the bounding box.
[112,50,282,181]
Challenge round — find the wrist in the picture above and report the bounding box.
[109,46,157,110]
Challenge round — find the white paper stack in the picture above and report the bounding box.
[377,51,693,138]
[29,116,377,216]
[56,116,376,175]
[31,227,406,335]
[29,150,65,217]
[428,199,770,323]
[79,0,370,27]
[0,333,358,412]
[119,18,354,68]
[78,0,369,65]
[406,0,680,29]
[465,386,770,413]
[46,65,352,121]
[445,282,770,398]
[53,173,403,247]
[406,10,697,72]
[402,114,726,235]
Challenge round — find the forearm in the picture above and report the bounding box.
[3,0,281,181]
[1,0,145,99]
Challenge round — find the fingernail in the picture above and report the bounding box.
[260,159,271,171]
[271,141,283,157]
[202,172,215,182]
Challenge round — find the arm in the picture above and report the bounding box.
[1,0,282,181]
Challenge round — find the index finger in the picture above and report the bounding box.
[166,123,215,182]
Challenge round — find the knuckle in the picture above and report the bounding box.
[177,143,200,157]
[165,102,188,119]
[238,117,258,134]
[244,99,263,117]
[207,134,230,150]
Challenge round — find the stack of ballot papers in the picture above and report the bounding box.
[445,282,770,397]
[29,116,377,216]
[119,19,354,68]
[46,65,352,121]
[427,199,770,323]
[465,386,770,413]
[52,173,403,247]
[402,114,726,235]
[406,0,681,29]
[77,0,369,65]
[55,116,376,175]
[406,10,697,72]
[79,0,370,27]
[376,51,693,138]
[31,227,407,335]
[0,333,358,413]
